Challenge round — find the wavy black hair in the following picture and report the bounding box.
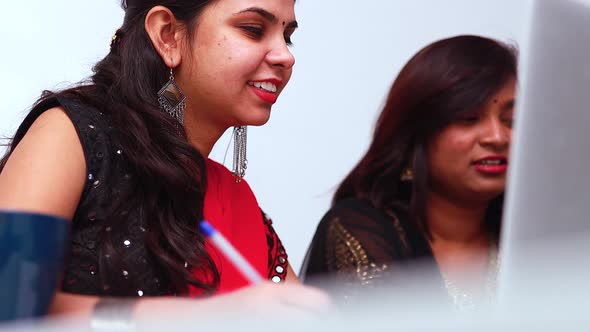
[335,35,518,239]
[1,0,220,295]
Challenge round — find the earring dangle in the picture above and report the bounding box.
[157,67,186,125]
[232,126,248,182]
[400,167,414,182]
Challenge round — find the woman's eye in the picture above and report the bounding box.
[241,26,264,38]
[284,26,297,47]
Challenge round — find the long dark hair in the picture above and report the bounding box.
[335,35,518,239]
[1,0,219,295]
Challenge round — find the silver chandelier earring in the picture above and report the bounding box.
[157,67,186,125]
[232,126,248,182]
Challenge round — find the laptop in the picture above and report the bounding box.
[497,0,590,312]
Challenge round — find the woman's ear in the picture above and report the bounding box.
[144,5,184,68]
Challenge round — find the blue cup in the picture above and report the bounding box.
[0,211,70,321]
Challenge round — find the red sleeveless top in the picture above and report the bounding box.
[189,159,288,295]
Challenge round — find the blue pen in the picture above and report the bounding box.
[199,220,264,284]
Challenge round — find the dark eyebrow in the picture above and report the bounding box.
[236,7,298,29]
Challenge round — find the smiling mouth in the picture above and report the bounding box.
[248,81,277,93]
[472,157,508,175]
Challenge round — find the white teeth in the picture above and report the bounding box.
[249,81,277,93]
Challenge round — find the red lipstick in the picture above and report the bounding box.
[472,156,508,175]
[248,79,282,104]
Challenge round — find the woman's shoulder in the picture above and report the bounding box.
[20,105,86,162]
[29,105,76,133]
[18,93,106,131]
[323,197,399,229]
[315,197,413,261]
[12,93,111,155]
[0,104,87,220]
[301,197,404,284]
[5,92,124,217]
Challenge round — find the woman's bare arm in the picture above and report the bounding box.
[0,107,86,219]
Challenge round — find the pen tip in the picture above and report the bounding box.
[199,220,215,237]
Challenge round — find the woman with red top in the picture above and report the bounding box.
[0,0,328,325]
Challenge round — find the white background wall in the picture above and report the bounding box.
[0,0,530,271]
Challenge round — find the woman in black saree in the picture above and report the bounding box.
[302,35,518,311]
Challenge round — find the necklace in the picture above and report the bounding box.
[441,242,500,312]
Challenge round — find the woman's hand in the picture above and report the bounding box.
[135,282,332,327]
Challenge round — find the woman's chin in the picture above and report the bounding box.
[471,187,505,202]
[242,113,272,127]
